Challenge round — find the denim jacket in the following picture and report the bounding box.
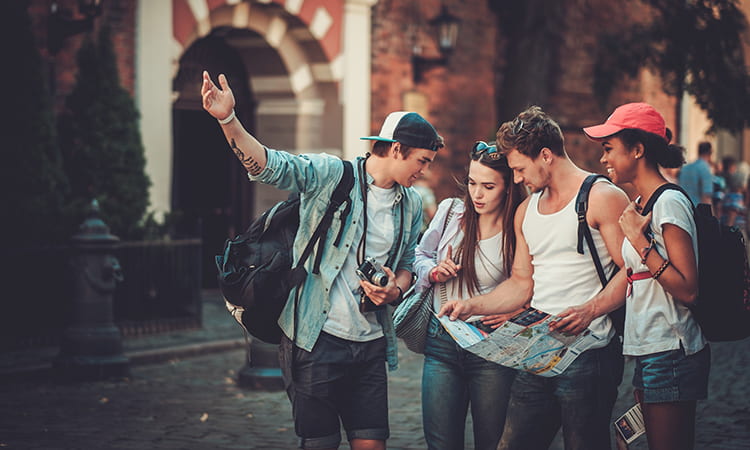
[249,148,424,370]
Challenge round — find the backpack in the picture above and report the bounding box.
[641,183,750,342]
[215,160,355,344]
[575,174,625,336]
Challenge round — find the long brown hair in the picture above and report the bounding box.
[456,144,527,296]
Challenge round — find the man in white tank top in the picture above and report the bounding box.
[439,106,631,450]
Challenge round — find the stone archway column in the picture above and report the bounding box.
[342,0,378,161]
[136,0,174,219]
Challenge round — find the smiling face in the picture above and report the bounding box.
[506,148,549,193]
[468,160,507,216]
[598,136,637,184]
[393,145,435,187]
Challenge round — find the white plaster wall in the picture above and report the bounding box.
[135,0,174,219]
[342,0,378,160]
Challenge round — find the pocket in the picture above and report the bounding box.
[427,316,443,337]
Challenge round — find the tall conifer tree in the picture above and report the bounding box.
[61,25,151,239]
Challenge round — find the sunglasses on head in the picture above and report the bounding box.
[471,141,500,160]
[513,119,531,135]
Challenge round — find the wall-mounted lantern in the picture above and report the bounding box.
[48,0,104,55]
[412,2,461,83]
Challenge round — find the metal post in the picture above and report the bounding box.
[55,200,130,380]
[237,339,284,390]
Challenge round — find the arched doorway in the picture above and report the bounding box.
[172,31,257,287]
[169,0,352,287]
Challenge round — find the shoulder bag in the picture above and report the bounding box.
[394,199,457,353]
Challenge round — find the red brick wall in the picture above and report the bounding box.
[371,0,499,200]
[29,0,137,113]
[370,0,680,198]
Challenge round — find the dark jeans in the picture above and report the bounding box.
[497,338,624,450]
[422,317,516,450]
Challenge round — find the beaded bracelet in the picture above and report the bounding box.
[652,259,671,280]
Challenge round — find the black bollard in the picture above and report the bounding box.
[55,200,130,381]
[237,339,284,390]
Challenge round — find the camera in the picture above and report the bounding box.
[356,257,388,312]
[356,257,388,287]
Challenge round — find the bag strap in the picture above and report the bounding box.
[291,159,354,345]
[640,183,691,241]
[291,160,354,281]
[641,183,691,215]
[575,174,613,288]
[436,199,458,309]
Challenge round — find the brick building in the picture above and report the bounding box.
[27,0,750,241]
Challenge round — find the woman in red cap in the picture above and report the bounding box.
[584,103,710,450]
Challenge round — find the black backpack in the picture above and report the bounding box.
[575,174,625,336]
[642,183,750,342]
[216,160,355,344]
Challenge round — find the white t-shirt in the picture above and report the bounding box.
[323,183,396,341]
[622,189,707,356]
[433,229,506,323]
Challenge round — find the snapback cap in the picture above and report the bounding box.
[583,102,668,142]
[361,111,440,151]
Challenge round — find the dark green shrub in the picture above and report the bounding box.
[0,0,70,247]
[61,25,151,239]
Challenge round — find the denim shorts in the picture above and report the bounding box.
[279,332,389,449]
[632,344,711,403]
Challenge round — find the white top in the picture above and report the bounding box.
[415,199,508,321]
[622,189,706,356]
[324,183,395,341]
[522,182,616,347]
[436,229,505,322]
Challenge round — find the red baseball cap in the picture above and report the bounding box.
[583,102,668,142]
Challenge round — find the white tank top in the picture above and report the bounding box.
[522,183,615,346]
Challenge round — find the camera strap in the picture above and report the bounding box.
[357,155,404,270]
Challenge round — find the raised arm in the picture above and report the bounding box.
[201,70,267,175]
[438,198,534,321]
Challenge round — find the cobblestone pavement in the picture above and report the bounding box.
[1,292,748,449]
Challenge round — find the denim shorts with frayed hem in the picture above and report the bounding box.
[632,344,711,403]
[279,332,389,449]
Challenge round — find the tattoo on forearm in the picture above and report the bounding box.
[230,138,262,175]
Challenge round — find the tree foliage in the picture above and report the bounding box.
[0,0,70,247]
[488,0,566,123]
[595,0,750,133]
[61,26,151,239]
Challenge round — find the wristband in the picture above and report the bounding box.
[217,109,236,125]
[395,286,404,303]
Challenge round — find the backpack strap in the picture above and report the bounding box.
[641,183,691,215]
[290,160,354,347]
[640,183,691,241]
[575,174,612,287]
[287,160,354,288]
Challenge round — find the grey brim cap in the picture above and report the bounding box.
[361,111,439,151]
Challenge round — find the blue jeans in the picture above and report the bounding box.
[422,317,516,450]
[497,337,624,450]
[633,344,711,403]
